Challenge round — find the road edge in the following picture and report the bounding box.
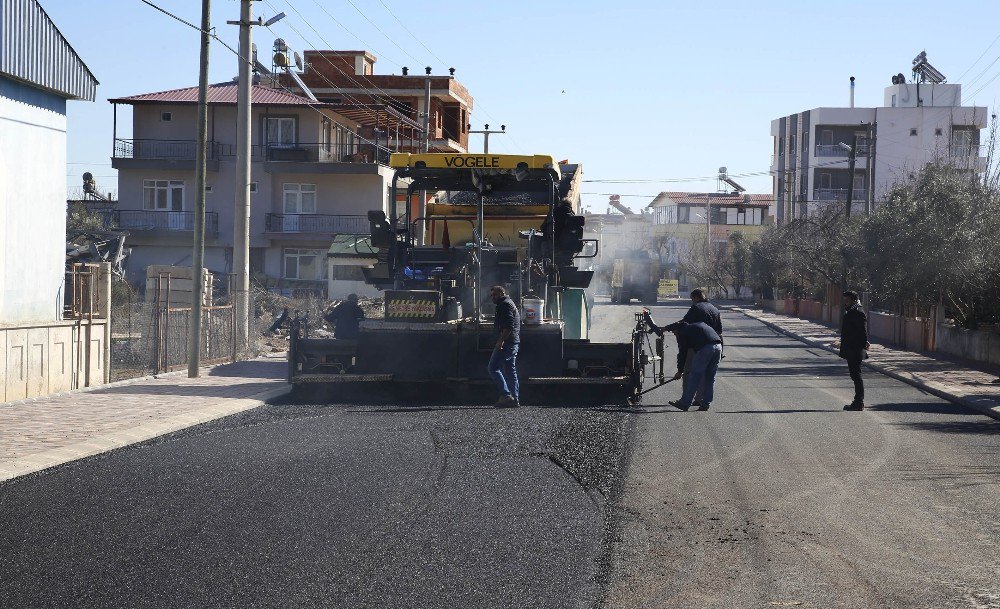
[0,384,291,484]
[735,307,1000,421]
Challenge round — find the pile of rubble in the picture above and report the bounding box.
[256,292,385,352]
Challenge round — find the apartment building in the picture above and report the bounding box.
[279,49,473,153]
[647,191,774,292]
[108,81,420,295]
[771,68,988,223]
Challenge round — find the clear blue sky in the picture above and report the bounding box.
[47,0,1000,210]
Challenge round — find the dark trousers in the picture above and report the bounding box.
[846,356,864,403]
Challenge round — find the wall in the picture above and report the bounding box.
[0,77,68,325]
[1,263,111,403]
[937,324,1000,367]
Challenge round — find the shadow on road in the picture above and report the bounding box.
[887,419,1000,436]
[868,401,980,416]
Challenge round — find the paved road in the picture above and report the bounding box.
[1,301,998,608]
[607,301,1000,609]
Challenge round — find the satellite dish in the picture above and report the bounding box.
[273,38,287,51]
[609,194,620,201]
[273,51,289,67]
[83,172,94,182]
[294,51,303,71]
[718,166,727,175]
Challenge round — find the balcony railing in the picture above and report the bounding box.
[815,143,870,157]
[948,144,986,157]
[250,142,393,165]
[265,213,369,234]
[113,139,226,160]
[813,188,867,201]
[97,210,219,234]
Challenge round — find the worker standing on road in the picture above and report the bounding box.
[646,318,723,411]
[677,288,723,406]
[489,285,521,408]
[324,293,365,340]
[839,290,870,411]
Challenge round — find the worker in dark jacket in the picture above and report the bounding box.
[489,285,521,408]
[647,318,723,411]
[678,288,723,405]
[682,288,723,335]
[839,290,870,410]
[324,293,365,339]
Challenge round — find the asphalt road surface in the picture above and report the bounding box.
[1,300,998,608]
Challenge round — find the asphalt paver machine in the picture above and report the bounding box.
[288,153,640,404]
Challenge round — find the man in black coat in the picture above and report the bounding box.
[839,290,870,410]
[489,285,521,408]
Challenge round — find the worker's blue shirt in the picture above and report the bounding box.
[494,296,521,344]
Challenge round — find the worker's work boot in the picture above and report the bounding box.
[668,400,690,411]
[843,401,865,411]
[494,396,518,409]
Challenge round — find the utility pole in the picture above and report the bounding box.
[229,0,254,357]
[844,134,858,219]
[704,193,711,259]
[866,122,876,214]
[468,124,506,153]
[188,0,212,377]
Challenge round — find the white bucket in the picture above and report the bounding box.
[522,297,544,325]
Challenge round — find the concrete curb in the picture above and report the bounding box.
[735,307,1000,421]
[0,384,291,484]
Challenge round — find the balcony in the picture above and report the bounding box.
[813,188,867,201]
[264,213,369,238]
[112,139,223,171]
[253,142,397,175]
[815,143,870,157]
[98,210,219,234]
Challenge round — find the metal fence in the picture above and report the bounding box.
[109,290,264,382]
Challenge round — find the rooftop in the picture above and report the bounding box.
[109,82,321,106]
[648,192,774,208]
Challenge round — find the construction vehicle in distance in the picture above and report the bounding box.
[288,153,643,404]
[610,249,660,304]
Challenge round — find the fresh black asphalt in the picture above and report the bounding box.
[2,301,999,608]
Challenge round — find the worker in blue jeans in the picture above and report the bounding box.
[646,318,723,411]
[488,285,520,408]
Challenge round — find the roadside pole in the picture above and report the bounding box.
[469,124,506,153]
[188,0,211,378]
[231,0,253,358]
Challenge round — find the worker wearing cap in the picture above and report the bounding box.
[646,318,723,411]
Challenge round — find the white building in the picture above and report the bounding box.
[1,0,106,400]
[771,69,988,223]
[109,83,412,295]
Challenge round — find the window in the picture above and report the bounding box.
[789,134,796,155]
[891,94,897,107]
[778,138,784,156]
[322,120,332,154]
[821,130,833,146]
[143,180,184,211]
[249,182,258,193]
[802,131,808,152]
[910,128,918,136]
[818,172,832,190]
[283,183,317,214]
[266,117,296,147]
[283,248,324,281]
[161,111,172,122]
[951,128,973,153]
[935,128,943,136]
[335,124,355,159]
[204,184,213,193]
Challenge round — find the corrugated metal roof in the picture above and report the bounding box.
[109,82,323,106]
[0,0,98,100]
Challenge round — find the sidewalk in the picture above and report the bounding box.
[0,354,290,483]
[735,307,1000,420]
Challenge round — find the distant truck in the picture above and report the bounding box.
[610,250,660,304]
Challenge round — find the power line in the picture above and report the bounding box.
[956,33,1000,83]
[342,0,421,65]
[376,0,446,66]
